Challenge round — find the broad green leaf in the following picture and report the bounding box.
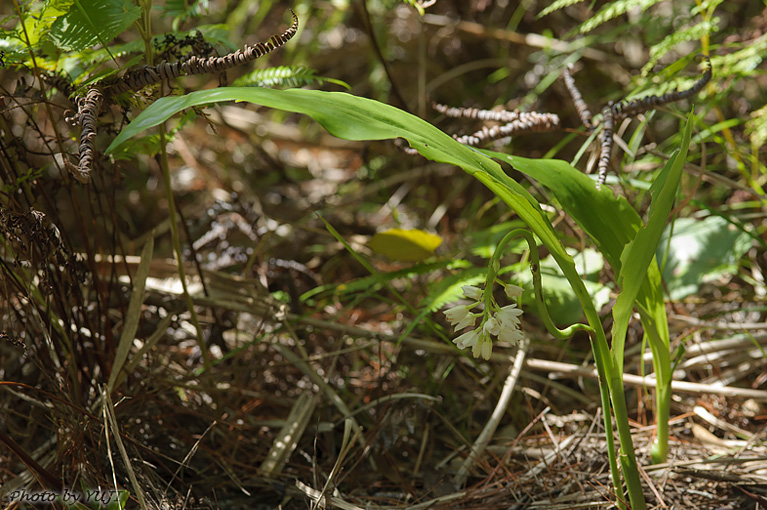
[50,0,141,52]
[368,228,442,262]
[485,146,672,401]
[106,88,500,180]
[106,88,567,270]
[484,151,643,273]
[658,216,753,300]
[107,87,587,335]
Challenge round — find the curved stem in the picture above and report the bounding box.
[491,229,594,340]
[470,171,644,509]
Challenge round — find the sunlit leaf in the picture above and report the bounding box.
[369,228,442,262]
[658,216,753,300]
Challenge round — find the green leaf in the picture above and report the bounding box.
[106,87,586,335]
[50,0,141,52]
[537,0,585,18]
[610,113,692,368]
[233,66,350,90]
[658,216,753,300]
[368,228,442,262]
[107,236,153,394]
[578,0,666,34]
[107,88,501,183]
[484,151,643,273]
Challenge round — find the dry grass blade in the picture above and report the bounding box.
[259,393,319,478]
[102,386,148,510]
[272,343,367,449]
[295,480,366,510]
[107,237,153,394]
[311,419,363,510]
[524,358,767,400]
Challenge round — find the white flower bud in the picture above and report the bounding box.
[504,283,524,299]
[462,285,483,301]
[444,304,475,330]
[483,316,501,336]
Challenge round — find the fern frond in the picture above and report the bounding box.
[163,0,209,27]
[233,65,349,89]
[642,19,719,74]
[538,0,586,19]
[746,105,767,148]
[578,0,665,34]
[711,33,767,77]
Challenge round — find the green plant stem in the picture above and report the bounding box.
[137,0,154,65]
[158,127,211,370]
[638,302,672,464]
[487,228,594,340]
[471,171,645,510]
[486,228,639,505]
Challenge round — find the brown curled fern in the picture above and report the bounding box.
[564,54,712,185]
[597,103,615,187]
[431,102,560,147]
[453,112,560,146]
[432,102,525,123]
[563,63,593,131]
[66,10,299,182]
[65,88,103,183]
[611,54,711,120]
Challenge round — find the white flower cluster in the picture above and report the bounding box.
[444,283,525,360]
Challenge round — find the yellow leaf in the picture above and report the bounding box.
[368,228,442,262]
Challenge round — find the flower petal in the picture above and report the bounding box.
[453,329,480,350]
[498,326,524,345]
[504,283,524,299]
[462,285,483,301]
[480,337,493,359]
[497,304,523,328]
[445,304,470,324]
[483,316,500,336]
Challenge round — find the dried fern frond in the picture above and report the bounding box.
[431,102,523,123]
[597,104,615,186]
[103,10,299,96]
[612,55,711,120]
[563,64,593,131]
[453,113,560,146]
[68,10,299,182]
